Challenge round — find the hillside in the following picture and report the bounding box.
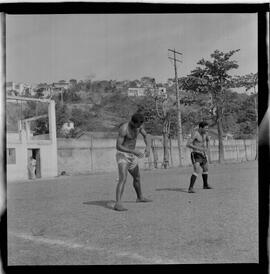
[6,86,256,139]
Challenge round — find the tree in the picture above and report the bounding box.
[233,72,258,122]
[55,104,69,137]
[137,87,177,168]
[35,88,44,98]
[70,107,88,128]
[63,88,81,102]
[182,49,240,163]
[33,117,49,135]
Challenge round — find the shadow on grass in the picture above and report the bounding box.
[83,200,116,210]
[156,188,188,193]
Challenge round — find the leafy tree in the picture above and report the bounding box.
[63,88,81,102]
[232,72,258,122]
[24,88,32,97]
[182,49,240,163]
[35,88,44,98]
[32,117,49,135]
[70,107,88,128]
[55,104,69,137]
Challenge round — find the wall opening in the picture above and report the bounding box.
[27,149,41,179]
[7,148,16,164]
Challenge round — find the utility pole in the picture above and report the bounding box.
[168,48,183,166]
[60,88,64,105]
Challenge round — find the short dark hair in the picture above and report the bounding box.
[199,121,208,128]
[131,113,144,124]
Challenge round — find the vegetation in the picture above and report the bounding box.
[8,50,257,167]
[180,49,257,163]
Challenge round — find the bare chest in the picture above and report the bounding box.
[125,127,139,140]
[193,133,207,146]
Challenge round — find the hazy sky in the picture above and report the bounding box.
[6,13,257,84]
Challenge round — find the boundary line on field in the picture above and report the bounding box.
[9,231,178,264]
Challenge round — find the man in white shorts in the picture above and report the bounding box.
[114,113,152,211]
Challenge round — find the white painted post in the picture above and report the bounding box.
[235,140,239,162]
[244,139,248,161]
[48,100,58,177]
[90,135,93,172]
[25,121,31,140]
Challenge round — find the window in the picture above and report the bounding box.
[7,148,16,164]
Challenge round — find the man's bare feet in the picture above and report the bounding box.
[114,203,128,211]
[188,188,196,193]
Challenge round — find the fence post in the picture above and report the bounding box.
[208,140,212,164]
[90,135,93,172]
[235,140,239,162]
[244,139,248,161]
[169,137,174,167]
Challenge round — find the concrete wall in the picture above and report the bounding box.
[57,137,257,175]
[7,100,58,182]
[7,135,58,181]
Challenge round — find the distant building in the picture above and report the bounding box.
[134,80,142,88]
[35,83,53,98]
[128,88,145,97]
[6,82,27,95]
[6,81,16,91]
[156,87,167,98]
[15,83,24,95]
[52,81,69,91]
[140,77,155,88]
[69,79,77,87]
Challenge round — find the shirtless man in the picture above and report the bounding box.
[186,121,212,193]
[114,113,152,211]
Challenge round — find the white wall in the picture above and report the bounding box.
[7,100,58,182]
[7,141,58,182]
[57,138,257,175]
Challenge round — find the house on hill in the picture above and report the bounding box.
[141,77,155,88]
[128,87,145,97]
[6,82,32,96]
[52,81,69,91]
[69,79,77,86]
[35,83,53,98]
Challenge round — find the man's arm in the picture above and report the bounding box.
[139,127,151,157]
[186,132,207,152]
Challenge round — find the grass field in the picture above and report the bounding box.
[7,161,258,265]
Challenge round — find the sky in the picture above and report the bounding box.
[6,13,257,85]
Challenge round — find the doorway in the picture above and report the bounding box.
[27,149,41,179]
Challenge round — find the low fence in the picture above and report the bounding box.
[57,137,257,175]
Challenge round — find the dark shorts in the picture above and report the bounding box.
[191,152,207,167]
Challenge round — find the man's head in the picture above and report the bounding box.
[198,121,209,134]
[130,113,144,128]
